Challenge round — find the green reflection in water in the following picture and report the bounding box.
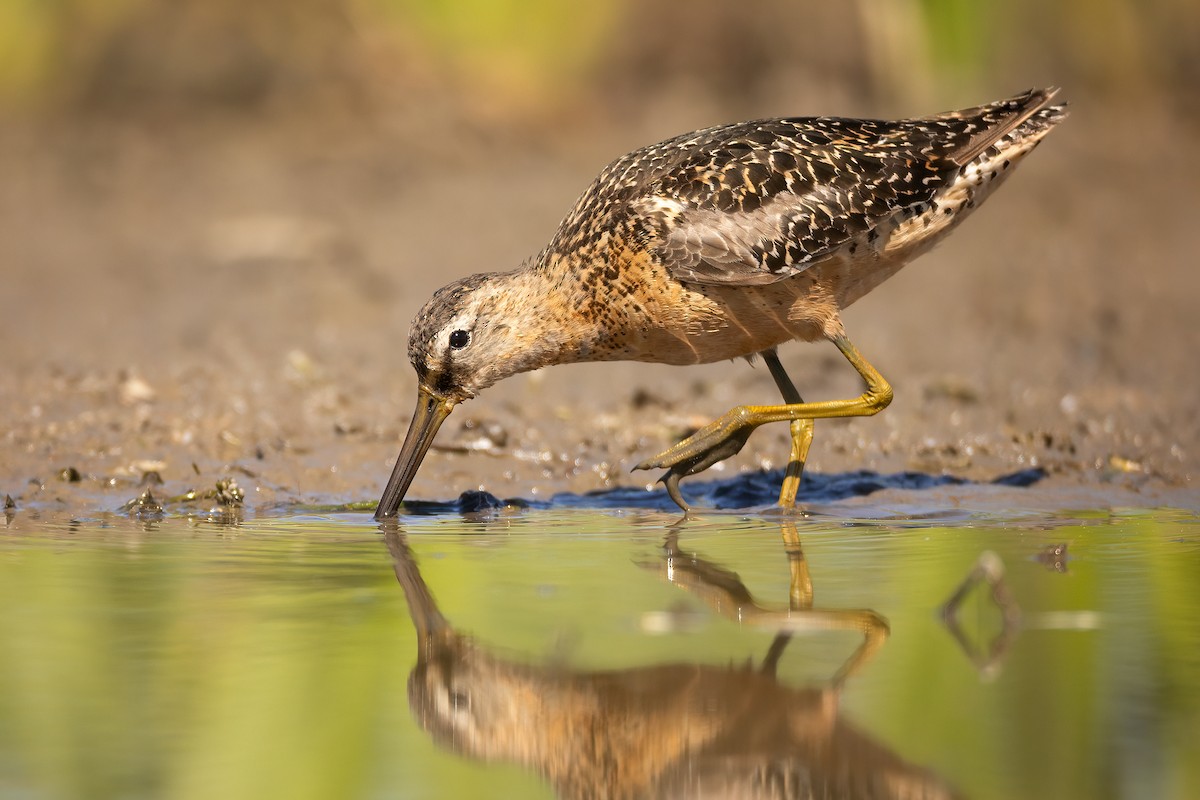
[0,508,1197,799]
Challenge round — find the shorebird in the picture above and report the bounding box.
[375,88,1067,518]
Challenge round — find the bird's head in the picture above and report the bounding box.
[375,271,553,519]
[406,272,533,403]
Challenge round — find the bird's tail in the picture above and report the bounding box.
[945,87,1069,166]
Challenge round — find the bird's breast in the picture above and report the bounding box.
[562,241,835,366]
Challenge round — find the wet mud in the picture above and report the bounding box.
[1,100,1196,519]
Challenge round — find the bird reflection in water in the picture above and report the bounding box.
[383,526,960,799]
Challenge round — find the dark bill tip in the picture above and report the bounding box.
[374,386,456,520]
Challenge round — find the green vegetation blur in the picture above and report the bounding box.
[0,0,1195,118]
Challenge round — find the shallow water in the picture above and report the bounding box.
[1,502,1198,800]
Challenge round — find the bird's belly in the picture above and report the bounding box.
[630,277,832,366]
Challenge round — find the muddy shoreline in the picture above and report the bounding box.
[2,102,1196,519]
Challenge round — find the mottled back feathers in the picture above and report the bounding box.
[540,88,1066,287]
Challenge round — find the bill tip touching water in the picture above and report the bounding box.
[375,88,1068,519]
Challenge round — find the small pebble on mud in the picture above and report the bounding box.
[121,489,164,517]
[214,478,245,507]
[1107,455,1143,473]
[118,374,156,405]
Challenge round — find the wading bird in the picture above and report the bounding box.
[375,88,1066,518]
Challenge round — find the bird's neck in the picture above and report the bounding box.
[487,266,612,374]
[534,244,662,366]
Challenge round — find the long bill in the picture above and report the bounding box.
[374,384,457,520]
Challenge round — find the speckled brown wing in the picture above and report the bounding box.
[633,88,1059,287]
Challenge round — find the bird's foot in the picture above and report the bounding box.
[635,409,758,510]
[635,410,756,475]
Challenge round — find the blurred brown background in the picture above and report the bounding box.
[2,0,1196,510]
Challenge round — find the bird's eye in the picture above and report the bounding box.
[448,330,470,349]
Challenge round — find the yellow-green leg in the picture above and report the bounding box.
[638,335,892,511]
[763,351,814,508]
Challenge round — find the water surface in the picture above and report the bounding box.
[1,504,1197,799]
